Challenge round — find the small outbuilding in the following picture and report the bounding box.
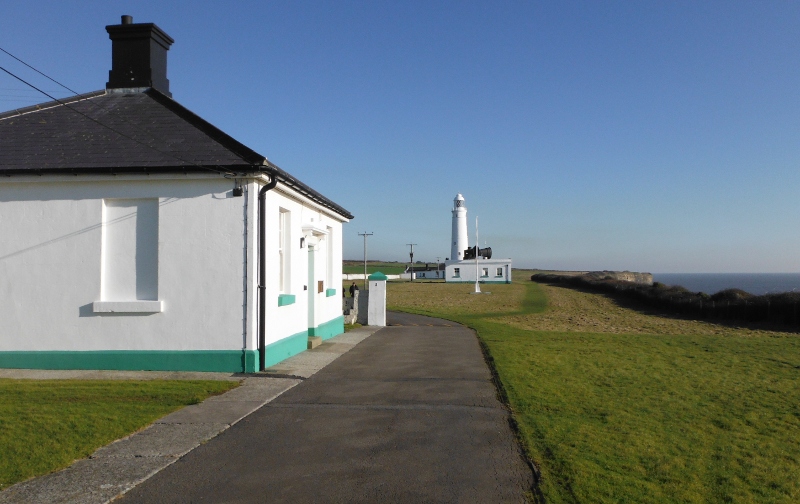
[0,16,353,373]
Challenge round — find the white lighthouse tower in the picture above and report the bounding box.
[451,193,469,261]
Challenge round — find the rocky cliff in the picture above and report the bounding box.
[583,271,653,285]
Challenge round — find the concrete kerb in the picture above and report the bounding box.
[0,325,383,504]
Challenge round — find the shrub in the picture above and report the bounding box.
[530,273,800,329]
[710,289,753,302]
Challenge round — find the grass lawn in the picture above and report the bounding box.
[387,279,800,503]
[0,379,239,490]
[343,261,409,275]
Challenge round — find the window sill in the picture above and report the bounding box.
[278,294,296,307]
[93,301,163,313]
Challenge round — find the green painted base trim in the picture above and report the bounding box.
[264,330,308,368]
[308,315,345,341]
[278,294,296,307]
[326,288,337,297]
[244,350,258,373]
[0,350,258,373]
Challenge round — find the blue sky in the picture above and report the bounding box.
[2,1,799,272]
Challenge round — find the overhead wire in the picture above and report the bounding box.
[0,47,83,96]
[0,48,353,218]
[0,48,262,178]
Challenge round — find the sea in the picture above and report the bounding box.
[652,273,800,296]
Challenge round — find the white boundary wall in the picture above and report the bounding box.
[342,273,402,280]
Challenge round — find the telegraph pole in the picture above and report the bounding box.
[358,232,373,289]
[407,243,417,282]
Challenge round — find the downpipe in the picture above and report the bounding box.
[258,170,278,371]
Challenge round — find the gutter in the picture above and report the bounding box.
[258,169,278,371]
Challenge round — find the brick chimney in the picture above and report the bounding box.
[106,15,174,97]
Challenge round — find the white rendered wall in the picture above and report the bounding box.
[0,176,348,357]
[414,270,445,279]
[0,176,253,352]
[445,258,512,283]
[259,184,346,346]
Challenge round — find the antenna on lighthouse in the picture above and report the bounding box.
[474,216,481,293]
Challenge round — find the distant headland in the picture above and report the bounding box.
[531,270,654,286]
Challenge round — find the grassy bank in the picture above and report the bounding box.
[0,379,238,490]
[534,272,800,330]
[387,280,800,502]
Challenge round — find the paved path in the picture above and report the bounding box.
[120,313,534,503]
[0,327,381,504]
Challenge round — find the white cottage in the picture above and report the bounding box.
[0,16,353,373]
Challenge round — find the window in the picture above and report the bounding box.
[101,198,158,301]
[278,209,290,293]
[481,268,489,278]
[326,225,333,289]
[94,198,162,313]
[496,267,503,277]
[453,267,460,278]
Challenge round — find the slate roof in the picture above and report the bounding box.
[0,88,353,219]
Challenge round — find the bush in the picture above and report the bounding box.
[710,289,753,302]
[530,273,800,329]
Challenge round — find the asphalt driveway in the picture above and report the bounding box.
[120,312,534,503]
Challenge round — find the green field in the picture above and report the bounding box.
[387,279,800,503]
[0,379,239,490]
[343,261,408,275]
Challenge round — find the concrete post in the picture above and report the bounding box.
[367,272,387,327]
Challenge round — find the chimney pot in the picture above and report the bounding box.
[106,16,174,97]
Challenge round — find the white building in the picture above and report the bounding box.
[0,16,352,373]
[444,194,511,284]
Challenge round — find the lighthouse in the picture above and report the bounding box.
[451,193,469,261]
[442,193,512,284]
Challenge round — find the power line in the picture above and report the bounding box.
[0,48,248,178]
[0,47,82,96]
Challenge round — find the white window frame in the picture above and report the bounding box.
[326,225,333,289]
[496,267,503,277]
[94,198,162,313]
[453,267,460,278]
[278,209,290,293]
